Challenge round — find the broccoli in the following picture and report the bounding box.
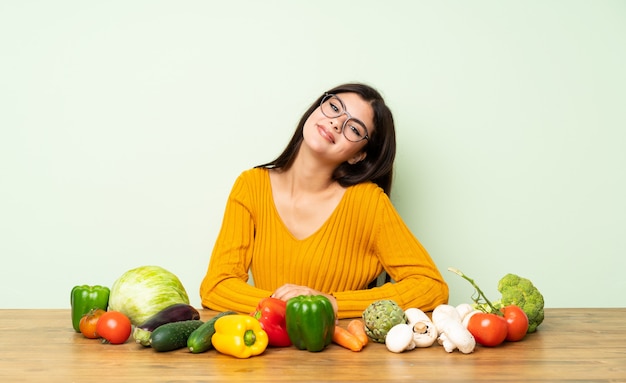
[495,273,545,333]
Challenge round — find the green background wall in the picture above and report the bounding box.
[2,1,625,309]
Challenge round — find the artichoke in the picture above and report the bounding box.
[362,300,407,343]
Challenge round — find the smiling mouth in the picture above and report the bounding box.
[317,125,335,144]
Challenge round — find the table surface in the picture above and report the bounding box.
[1,308,625,382]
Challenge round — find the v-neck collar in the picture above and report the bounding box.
[265,169,349,241]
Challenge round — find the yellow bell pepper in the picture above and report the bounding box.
[212,314,269,358]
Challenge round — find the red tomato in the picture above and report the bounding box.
[467,312,508,347]
[96,311,132,344]
[502,305,529,341]
[79,308,105,339]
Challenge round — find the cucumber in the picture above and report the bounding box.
[149,320,204,352]
[187,311,237,353]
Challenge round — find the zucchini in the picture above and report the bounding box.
[149,320,204,352]
[133,304,200,346]
[187,311,237,353]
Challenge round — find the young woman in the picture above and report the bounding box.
[200,83,448,318]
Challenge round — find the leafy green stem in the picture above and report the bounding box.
[448,267,501,315]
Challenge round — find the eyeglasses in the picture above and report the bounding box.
[320,93,370,142]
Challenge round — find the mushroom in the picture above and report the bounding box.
[405,308,438,348]
[456,303,481,328]
[432,304,476,354]
[385,323,416,353]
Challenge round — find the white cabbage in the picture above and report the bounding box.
[108,265,190,325]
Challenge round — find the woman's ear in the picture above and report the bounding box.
[348,152,367,165]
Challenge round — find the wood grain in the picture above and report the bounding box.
[0,308,624,382]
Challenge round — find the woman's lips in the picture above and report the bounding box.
[317,124,335,144]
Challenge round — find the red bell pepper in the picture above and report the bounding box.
[251,297,291,347]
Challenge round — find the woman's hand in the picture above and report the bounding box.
[272,283,338,322]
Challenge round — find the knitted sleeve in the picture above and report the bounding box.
[199,170,271,313]
[331,189,449,318]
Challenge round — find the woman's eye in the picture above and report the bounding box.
[349,124,363,137]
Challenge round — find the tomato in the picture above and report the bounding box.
[79,308,105,339]
[502,305,529,341]
[467,312,508,347]
[96,311,132,344]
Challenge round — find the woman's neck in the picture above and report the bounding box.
[280,150,340,195]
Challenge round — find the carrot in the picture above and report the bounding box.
[347,319,369,347]
[332,325,363,352]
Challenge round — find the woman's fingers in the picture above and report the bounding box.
[272,284,312,300]
[272,284,338,321]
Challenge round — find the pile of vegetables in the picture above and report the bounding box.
[72,265,196,346]
[448,267,544,341]
[71,264,545,358]
[71,266,343,357]
[420,267,538,349]
[358,268,544,354]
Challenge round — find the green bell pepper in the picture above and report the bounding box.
[285,295,335,352]
[70,285,110,332]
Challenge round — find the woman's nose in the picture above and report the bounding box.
[330,118,342,132]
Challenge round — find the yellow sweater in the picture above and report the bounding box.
[200,168,448,318]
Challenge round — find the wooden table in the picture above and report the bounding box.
[1,308,624,382]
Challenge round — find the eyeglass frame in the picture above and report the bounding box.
[319,93,370,142]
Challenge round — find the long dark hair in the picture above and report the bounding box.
[257,83,396,195]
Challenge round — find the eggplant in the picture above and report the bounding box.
[132,303,200,346]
